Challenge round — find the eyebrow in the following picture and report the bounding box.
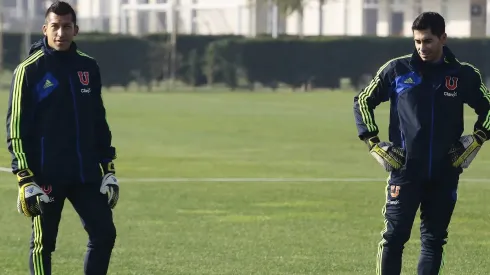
[49,22,72,25]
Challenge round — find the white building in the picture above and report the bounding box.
[14,0,485,38]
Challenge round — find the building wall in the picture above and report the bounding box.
[471,0,487,37]
[32,0,487,38]
[285,0,365,36]
[385,0,484,38]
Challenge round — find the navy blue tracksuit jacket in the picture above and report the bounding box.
[6,38,116,185]
[354,46,490,275]
[6,38,117,275]
[354,46,490,179]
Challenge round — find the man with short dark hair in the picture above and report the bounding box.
[6,1,119,274]
[353,12,490,275]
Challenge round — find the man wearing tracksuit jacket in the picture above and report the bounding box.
[353,12,490,275]
[6,2,119,274]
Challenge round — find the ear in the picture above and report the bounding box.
[74,25,79,36]
[42,24,47,36]
[440,33,447,44]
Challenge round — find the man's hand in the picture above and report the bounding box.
[365,136,405,172]
[449,130,487,169]
[100,161,119,209]
[16,169,49,217]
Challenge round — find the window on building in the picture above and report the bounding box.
[363,8,377,35]
[363,0,378,9]
[391,12,404,36]
[191,0,198,33]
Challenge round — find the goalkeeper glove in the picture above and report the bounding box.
[100,161,119,209]
[449,129,487,169]
[365,136,405,172]
[16,169,49,217]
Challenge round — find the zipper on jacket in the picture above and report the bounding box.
[40,136,44,173]
[69,77,85,184]
[429,92,435,179]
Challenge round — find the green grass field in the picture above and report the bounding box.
[1,90,490,274]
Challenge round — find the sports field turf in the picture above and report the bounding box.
[0,90,490,274]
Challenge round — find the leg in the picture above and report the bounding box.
[417,171,459,275]
[29,184,66,275]
[67,183,116,275]
[377,172,422,275]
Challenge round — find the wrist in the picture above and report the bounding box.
[16,169,34,185]
[364,136,380,150]
[101,161,115,175]
[474,129,487,144]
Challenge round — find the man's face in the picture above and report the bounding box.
[413,29,446,63]
[42,12,78,51]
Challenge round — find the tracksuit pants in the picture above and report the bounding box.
[376,165,460,275]
[29,182,117,275]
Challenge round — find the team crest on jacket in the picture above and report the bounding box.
[445,76,458,91]
[77,71,90,85]
[41,185,52,195]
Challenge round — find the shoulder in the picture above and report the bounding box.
[458,61,483,80]
[76,49,100,70]
[14,50,45,74]
[375,54,411,76]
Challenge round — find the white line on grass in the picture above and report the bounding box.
[119,178,385,183]
[0,167,489,183]
[115,178,490,183]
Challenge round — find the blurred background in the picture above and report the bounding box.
[0,0,487,92]
[1,2,490,274]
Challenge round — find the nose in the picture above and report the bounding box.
[56,28,64,37]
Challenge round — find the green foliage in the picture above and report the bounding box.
[3,33,489,90]
[187,49,200,86]
[144,34,243,86]
[205,36,490,90]
[3,33,162,88]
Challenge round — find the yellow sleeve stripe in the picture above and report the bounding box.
[359,77,381,132]
[461,62,490,130]
[77,50,94,59]
[10,50,44,170]
[358,54,411,132]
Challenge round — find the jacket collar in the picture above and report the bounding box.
[28,36,78,59]
[409,45,461,73]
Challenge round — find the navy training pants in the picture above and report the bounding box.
[376,164,460,275]
[29,182,117,275]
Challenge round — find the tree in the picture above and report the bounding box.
[272,0,328,37]
[251,0,328,37]
[271,0,306,37]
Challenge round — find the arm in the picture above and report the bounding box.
[446,63,490,169]
[93,64,116,172]
[6,65,32,175]
[354,61,405,172]
[463,63,490,138]
[353,61,393,141]
[93,63,119,209]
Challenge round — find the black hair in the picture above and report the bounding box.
[412,12,445,37]
[45,1,77,25]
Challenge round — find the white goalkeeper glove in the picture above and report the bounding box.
[449,130,487,169]
[16,169,49,217]
[100,161,119,209]
[365,136,405,172]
